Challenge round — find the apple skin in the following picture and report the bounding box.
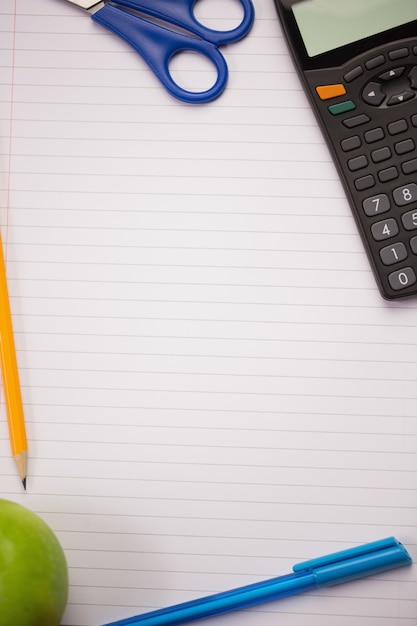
[0,498,69,626]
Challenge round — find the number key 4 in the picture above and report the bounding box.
[371,218,399,241]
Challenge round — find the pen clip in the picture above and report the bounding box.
[293,537,412,587]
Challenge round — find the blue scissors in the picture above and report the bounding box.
[63,0,255,103]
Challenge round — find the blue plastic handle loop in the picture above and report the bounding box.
[92,4,229,103]
[110,0,255,45]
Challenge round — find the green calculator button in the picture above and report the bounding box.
[328,100,356,115]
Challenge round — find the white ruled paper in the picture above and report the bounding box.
[1,1,416,625]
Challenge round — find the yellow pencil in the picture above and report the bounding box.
[0,233,27,489]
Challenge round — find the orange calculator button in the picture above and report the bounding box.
[316,84,347,100]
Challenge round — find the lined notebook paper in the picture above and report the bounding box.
[1,1,417,625]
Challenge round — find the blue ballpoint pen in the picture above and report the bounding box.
[103,537,412,626]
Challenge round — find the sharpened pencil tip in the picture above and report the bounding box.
[14,452,28,490]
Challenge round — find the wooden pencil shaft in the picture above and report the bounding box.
[0,234,27,456]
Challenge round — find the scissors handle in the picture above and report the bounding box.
[92,4,231,103]
[111,0,255,45]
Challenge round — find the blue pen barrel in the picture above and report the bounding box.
[107,572,317,626]
[104,537,412,626]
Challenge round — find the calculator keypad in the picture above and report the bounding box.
[306,39,417,298]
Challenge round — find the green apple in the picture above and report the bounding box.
[0,498,69,626]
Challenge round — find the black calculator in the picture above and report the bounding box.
[274,0,417,299]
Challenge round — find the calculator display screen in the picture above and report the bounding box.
[293,0,417,57]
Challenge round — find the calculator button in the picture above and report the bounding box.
[344,66,363,82]
[362,193,391,217]
[348,155,368,171]
[395,139,415,155]
[402,159,417,175]
[316,84,347,100]
[355,175,375,191]
[411,236,417,254]
[371,147,391,163]
[365,55,385,70]
[401,209,417,230]
[364,128,384,143]
[341,136,361,152]
[328,101,356,115]
[379,67,405,81]
[380,242,408,266]
[343,114,370,128]
[371,218,399,241]
[393,184,417,206]
[388,119,408,135]
[388,49,408,61]
[388,267,417,291]
[378,166,398,182]
[409,67,417,89]
[363,194,390,216]
[387,91,415,106]
[412,114,417,126]
[362,82,385,106]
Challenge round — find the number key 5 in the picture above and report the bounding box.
[401,210,417,230]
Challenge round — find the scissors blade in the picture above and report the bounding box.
[64,0,104,12]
